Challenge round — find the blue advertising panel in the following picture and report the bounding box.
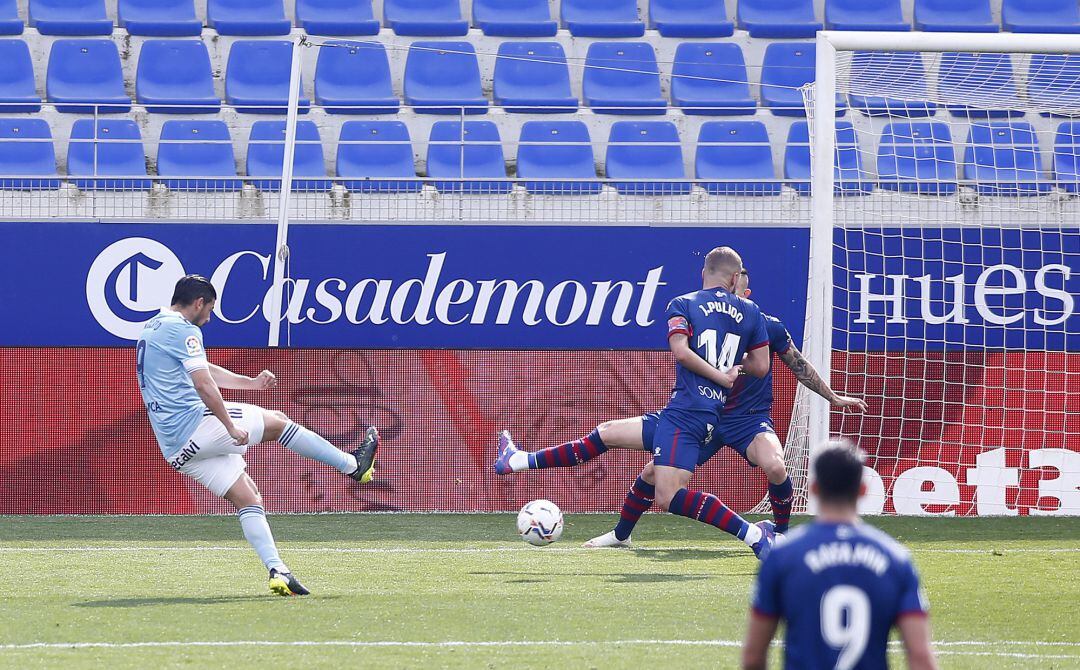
[0,222,810,349]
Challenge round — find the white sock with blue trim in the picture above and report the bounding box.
[279,422,358,474]
[237,505,287,572]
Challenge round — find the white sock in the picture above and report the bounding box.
[743,522,763,547]
[238,505,287,572]
[508,449,530,472]
[280,422,358,474]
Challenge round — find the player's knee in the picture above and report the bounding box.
[261,410,289,442]
[596,421,616,442]
[639,461,655,484]
[761,454,788,484]
[271,410,288,422]
[654,484,679,512]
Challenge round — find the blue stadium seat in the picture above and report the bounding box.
[0,40,41,113]
[427,121,511,194]
[0,0,23,35]
[605,121,690,195]
[404,41,487,114]
[207,0,291,35]
[648,0,733,38]
[315,41,399,114]
[785,121,872,195]
[157,120,242,191]
[246,120,331,192]
[136,40,219,114]
[226,40,311,114]
[914,0,997,32]
[47,39,130,113]
[561,0,644,38]
[296,0,380,35]
[517,121,600,195]
[737,0,821,38]
[384,0,468,36]
[67,119,152,190]
[1003,0,1080,33]
[761,43,844,117]
[1053,122,1080,192]
[939,52,1020,118]
[848,51,935,117]
[695,121,779,196]
[671,43,754,116]
[118,0,202,36]
[583,42,665,115]
[964,122,1051,195]
[336,120,420,193]
[1028,55,1080,115]
[825,0,908,31]
[493,42,577,114]
[0,119,60,190]
[877,122,956,194]
[29,0,112,35]
[473,0,556,37]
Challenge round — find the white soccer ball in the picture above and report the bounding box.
[516,499,564,546]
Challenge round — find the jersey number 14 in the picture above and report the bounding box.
[697,330,741,372]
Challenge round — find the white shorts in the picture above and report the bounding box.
[167,402,266,497]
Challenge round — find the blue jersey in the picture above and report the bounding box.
[136,310,209,459]
[752,521,930,670]
[723,314,792,417]
[665,288,768,413]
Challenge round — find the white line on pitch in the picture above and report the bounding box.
[0,546,1076,555]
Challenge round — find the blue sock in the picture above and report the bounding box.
[527,429,608,469]
[668,488,750,540]
[769,477,794,534]
[238,505,287,572]
[614,475,655,541]
[280,422,357,474]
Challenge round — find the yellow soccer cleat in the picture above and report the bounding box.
[269,568,310,596]
[348,426,379,483]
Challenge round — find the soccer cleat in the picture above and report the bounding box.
[268,568,310,596]
[751,520,776,561]
[348,426,378,483]
[493,430,519,476]
[583,530,632,549]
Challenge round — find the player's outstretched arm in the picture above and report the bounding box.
[190,368,248,445]
[777,344,868,413]
[209,363,278,390]
[741,612,778,670]
[897,614,938,670]
[669,333,741,388]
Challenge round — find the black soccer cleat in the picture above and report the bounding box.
[348,426,379,483]
[268,568,310,596]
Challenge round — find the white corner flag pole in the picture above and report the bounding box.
[267,35,305,347]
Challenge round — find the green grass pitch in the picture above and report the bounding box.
[1,514,1077,669]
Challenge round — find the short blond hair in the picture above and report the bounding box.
[704,246,743,278]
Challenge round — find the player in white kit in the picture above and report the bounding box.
[137,275,378,596]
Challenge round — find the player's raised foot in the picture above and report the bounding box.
[493,430,519,476]
[348,426,378,483]
[750,520,776,561]
[583,530,632,549]
[268,568,310,596]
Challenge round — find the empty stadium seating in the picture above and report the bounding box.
[296,0,380,36]
[29,0,112,35]
[737,0,821,38]
[583,42,665,115]
[157,120,242,191]
[473,0,557,37]
[964,122,1051,195]
[225,40,311,114]
[648,0,733,38]
[1027,55,1080,114]
[877,122,957,194]
[67,119,152,190]
[695,121,779,195]
[825,0,908,31]
[247,120,331,191]
[0,40,41,113]
[606,121,690,195]
[207,0,291,35]
[761,42,844,117]
[0,118,60,189]
[1002,0,1080,33]
[427,121,511,194]
[47,39,130,113]
[786,121,872,195]
[560,0,644,38]
[847,51,935,117]
[516,121,600,194]
[0,0,22,35]
[671,43,755,115]
[336,120,421,192]
[939,52,1020,118]
[136,40,220,114]
[493,42,577,113]
[384,0,468,36]
[314,41,399,114]
[914,0,997,32]
[1053,122,1080,192]
[404,41,487,114]
[118,0,203,36]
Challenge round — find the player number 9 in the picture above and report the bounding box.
[820,585,871,670]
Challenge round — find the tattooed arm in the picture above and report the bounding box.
[777,343,868,412]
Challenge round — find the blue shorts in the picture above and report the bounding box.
[642,410,774,469]
[644,405,718,473]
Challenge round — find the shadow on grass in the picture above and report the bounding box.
[470,571,713,584]
[74,595,341,608]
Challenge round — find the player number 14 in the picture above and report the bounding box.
[697,329,741,372]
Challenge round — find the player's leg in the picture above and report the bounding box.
[730,417,793,534]
[259,406,378,483]
[222,473,309,596]
[494,415,650,475]
[584,461,656,548]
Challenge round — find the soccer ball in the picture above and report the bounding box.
[516,499,564,546]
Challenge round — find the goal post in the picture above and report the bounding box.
[783,30,1080,517]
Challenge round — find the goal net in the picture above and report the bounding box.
[776,32,1080,517]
